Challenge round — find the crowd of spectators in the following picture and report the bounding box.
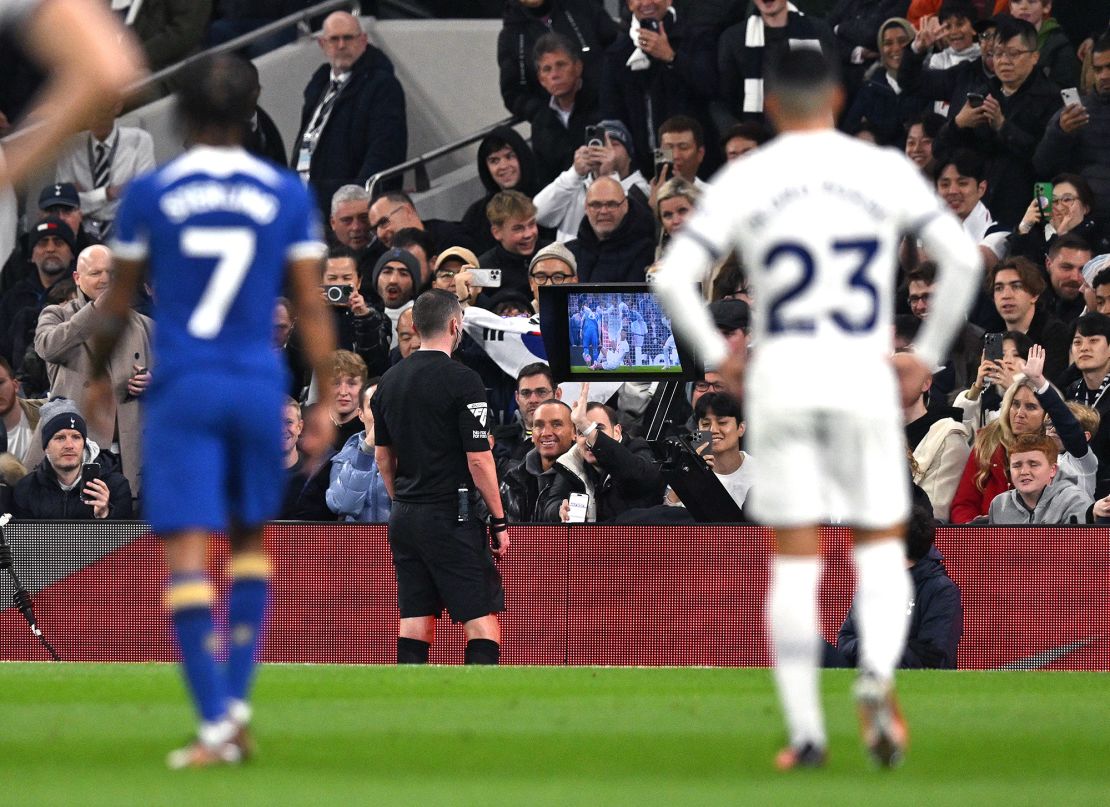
[3,1,1110,546]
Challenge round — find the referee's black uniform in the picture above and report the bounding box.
[371,349,505,655]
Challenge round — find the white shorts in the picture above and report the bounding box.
[745,405,909,529]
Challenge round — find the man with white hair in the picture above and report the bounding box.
[30,244,153,497]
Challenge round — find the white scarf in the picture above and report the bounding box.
[626,8,678,72]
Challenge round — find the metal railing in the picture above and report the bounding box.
[364,115,519,197]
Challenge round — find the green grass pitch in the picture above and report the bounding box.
[0,664,1106,806]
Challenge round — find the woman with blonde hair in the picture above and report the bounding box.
[653,177,700,259]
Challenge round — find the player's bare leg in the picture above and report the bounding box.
[163,529,240,769]
[397,616,436,663]
[463,613,501,665]
[768,525,827,770]
[850,524,912,768]
[224,524,271,760]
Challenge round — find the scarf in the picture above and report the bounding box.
[626,8,678,72]
[740,4,823,114]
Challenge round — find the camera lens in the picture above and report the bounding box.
[326,286,342,302]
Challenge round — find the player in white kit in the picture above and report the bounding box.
[655,50,982,769]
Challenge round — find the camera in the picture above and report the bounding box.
[323,284,353,305]
[585,125,607,148]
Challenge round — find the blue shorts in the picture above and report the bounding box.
[142,371,285,535]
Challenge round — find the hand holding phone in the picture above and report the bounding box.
[567,492,589,523]
[80,463,100,504]
[469,268,502,288]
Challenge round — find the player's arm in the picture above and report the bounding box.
[83,255,144,436]
[288,254,338,396]
[654,233,732,368]
[2,0,145,187]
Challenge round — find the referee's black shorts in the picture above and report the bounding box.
[387,501,505,624]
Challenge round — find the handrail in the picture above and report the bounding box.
[364,115,519,198]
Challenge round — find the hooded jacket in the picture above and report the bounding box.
[988,475,1092,525]
[1035,16,1080,91]
[325,430,391,523]
[461,126,544,255]
[568,194,656,283]
[11,439,133,520]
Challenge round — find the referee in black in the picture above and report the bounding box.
[371,289,509,665]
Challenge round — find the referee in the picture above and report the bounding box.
[371,289,509,665]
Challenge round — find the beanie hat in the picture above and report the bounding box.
[372,248,422,292]
[40,397,87,448]
[29,216,77,254]
[597,119,634,159]
[709,299,750,332]
[529,241,577,275]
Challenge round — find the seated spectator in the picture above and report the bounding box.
[841,17,929,145]
[828,0,903,89]
[392,227,436,293]
[1008,0,1080,90]
[368,191,476,255]
[898,10,995,122]
[927,2,981,73]
[905,261,983,402]
[497,0,618,122]
[390,308,421,365]
[461,127,543,254]
[500,399,576,522]
[721,121,772,162]
[326,378,391,523]
[953,329,1031,430]
[951,374,1047,523]
[281,402,336,519]
[320,246,391,377]
[654,177,700,259]
[933,15,1062,228]
[430,246,480,293]
[989,432,1092,522]
[601,0,719,178]
[904,112,945,176]
[1093,266,1110,315]
[0,218,75,366]
[54,105,155,241]
[656,115,709,189]
[545,387,665,521]
[568,177,656,283]
[0,451,27,515]
[833,503,962,669]
[328,350,369,451]
[1010,176,1107,269]
[896,351,972,520]
[0,356,42,467]
[327,186,379,283]
[29,245,152,498]
[278,396,306,516]
[1034,233,1095,327]
[1033,33,1110,224]
[529,33,604,187]
[476,191,551,303]
[691,391,755,510]
[492,362,562,478]
[932,150,1010,276]
[1065,312,1110,495]
[2,183,99,299]
[989,257,1072,381]
[534,119,650,243]
[371,248,422,343]
[11,398,132,520]
[274,297,310,399]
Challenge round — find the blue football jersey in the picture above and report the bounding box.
[111,145,324,377]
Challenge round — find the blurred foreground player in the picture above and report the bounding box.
[655,50,982,769]
[86,55,336,769]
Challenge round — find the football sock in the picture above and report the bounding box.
[397,637,430,664]
[853,539,912,683]
[226,552,271,705]
[465,639,500,665]
[768,555,826,749]
[167,574,227,724]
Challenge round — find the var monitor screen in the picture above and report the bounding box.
[538,283,700,382]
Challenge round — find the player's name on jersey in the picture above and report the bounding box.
[749,181,887,230]
[160,181,280,225]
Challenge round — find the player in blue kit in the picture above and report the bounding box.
[85,55,337,769]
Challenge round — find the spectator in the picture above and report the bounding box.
[692,391,755,511]
[715,0,834,132]
[327,185,377,278]
[28,244,152,497]
[281,402,336,519]
[492,362,562,477]
[528,33,603,187]
[1035,233,1095,327]
[1008,0,1080,90]
[54,105,155,241]
[367,191,476,255]
[274,297,310,400]
[497,0,618,122]
[932,150,1010,276]
[988,432,1092,523]
[827,0,910,89]
[654,177,699,259]
[278,395,306,517]
[534,118,650,242]
[899,11,996,119]
[950,374,1046,523]
[833,503,962,669]
[321,245,392,378]
[241,59,287,166]
[392,228,437,293]
[326,378,391,523]
[990,257,1072,381]
[841,17,928,145]
[568,177,656,283]
[1093,266,1110,315]
[0,218,76,366]
[390,308,421,364]
[0,356,42,467]
[896,350,971,520]
[601,0,719,179]
[904,112,945,176]
[292,11,407,220]
[657,115,708,188]
[461,126,543,254]
[721,121,773,162]
[1064,312,1110,495]
[329,349,369,450]
[430,246,480,293]
[905,262,983,402]
[11,398,132,520]
[1,184,97,298]
[928,2,981,72]
[1011,175,1107,268]
[124,0,212,72]
[500,399,576,522]
[933,15,1062,228]
[476,191,550,303]
[372,248,422,343]
[953,329,1031,431]
[1033,33,1110,224]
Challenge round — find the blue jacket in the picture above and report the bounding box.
[325,431,391,523]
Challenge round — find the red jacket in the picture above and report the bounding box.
[949,444,1012,524]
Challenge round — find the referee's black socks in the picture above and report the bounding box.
[397,637,430,664]
[465,639,500,665]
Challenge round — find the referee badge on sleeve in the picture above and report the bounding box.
[467,403,489,428]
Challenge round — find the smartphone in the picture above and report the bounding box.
[1034,181,1053,218]
[641,18,660,33]
[653,146,674,181]
[567,492,589,523]
[584,125,607,147]
[966,92,984,109]
[322,284,353,305]
[80,463,100,504]
[469,268,502,288]
[694,429,714,457]
[983,332,1005,363]
[1060,87,1081,107]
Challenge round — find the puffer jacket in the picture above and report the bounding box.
[325,431,391,523]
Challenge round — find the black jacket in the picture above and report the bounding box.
[1034,89,1110,225]
[461,126,544,254]
[497,0,619,121]
[896,44,991,121]
[530,80,602,187]
[1026,304,1073,386]
[244,105,287,167]
[492,418,531,480]
[500,448,562,523]
[12,449,133,520]
[0,271,69,365]
[475,241,550,304]
[836,546,962,669]
[568,195,656,283]
[839,67,928,145]
[292,46,407,219]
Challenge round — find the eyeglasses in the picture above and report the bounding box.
[908,292,932,305]
[321,33,360,46]
[693,380,726,393]
[435,269,458,279]
[1054,194,1080,205]
[586,199,626,212]
[530,272,575,285]
[518,387,554,399]
[994,48,1033,62]
[371,205,405,231]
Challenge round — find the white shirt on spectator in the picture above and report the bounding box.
[4,408,32,466]
[534,167,651,243]
[715,452,756,509]
[55,124,156,225]
[963,200,1009,260]
[384,300,414,346]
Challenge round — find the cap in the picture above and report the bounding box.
[709,299,750,332]
[29,217,77,253]
[529,242,577,275]
[434,246,480,273]
[38,182,80,211]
